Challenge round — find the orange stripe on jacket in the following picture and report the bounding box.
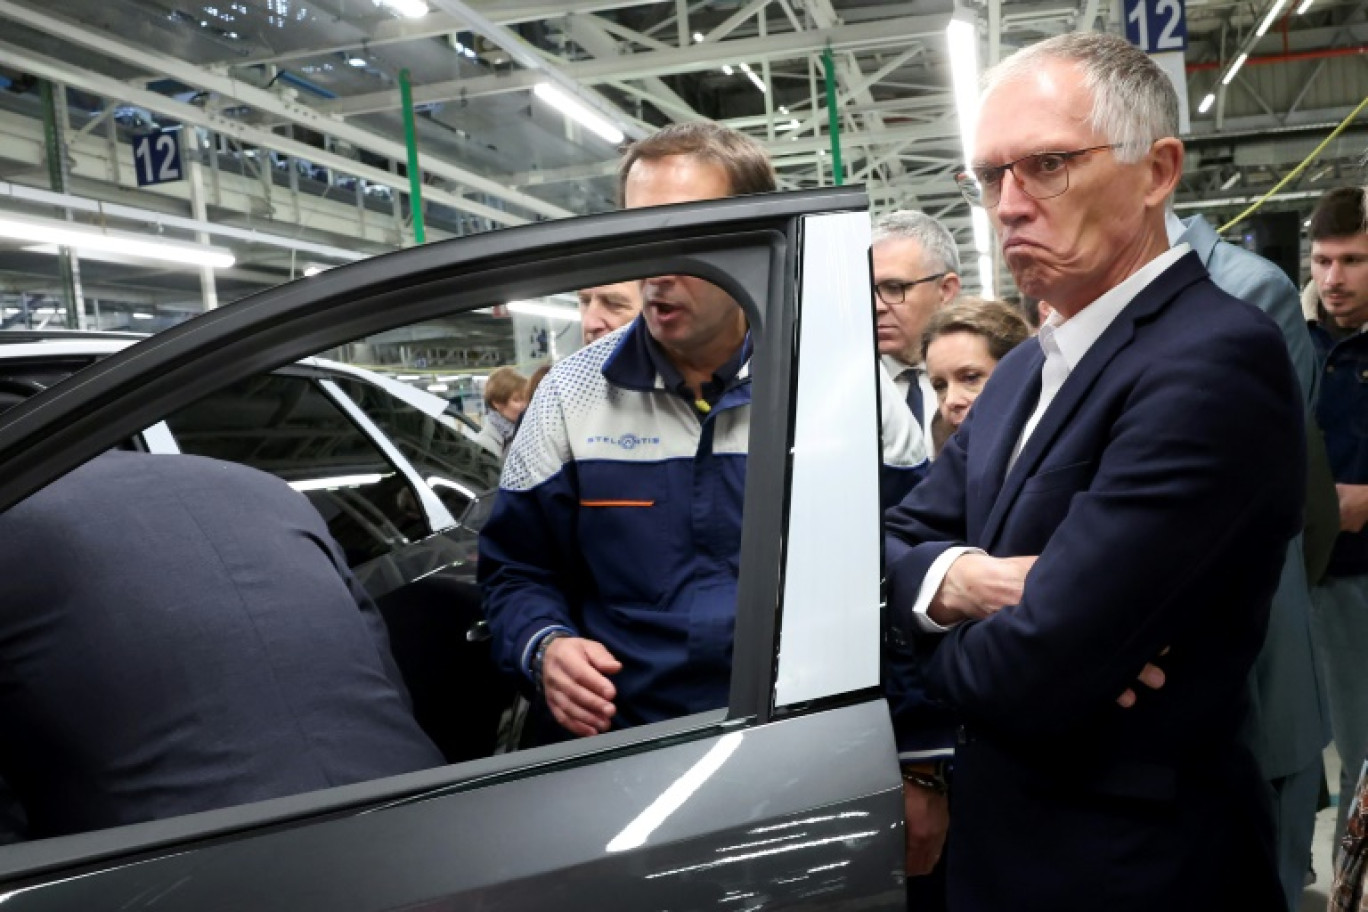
[579,499,656,507]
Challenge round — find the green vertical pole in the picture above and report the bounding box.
[39,81,80,323]
[398,69,426,244]
[821,48,844,186]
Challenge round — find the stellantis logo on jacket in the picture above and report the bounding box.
[586,434,661,451]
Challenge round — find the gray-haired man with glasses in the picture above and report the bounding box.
[872,210,961,455]
[884,32,1301,908]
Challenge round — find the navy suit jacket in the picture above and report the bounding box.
[0,450,442,839]
[886,252,1303,910]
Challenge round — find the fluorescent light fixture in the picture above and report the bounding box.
[1296,0,1313,12]
[289,473,385,492]
[1220,172,1242,190]
[779,106,789,114]
[396,374,421,381]
[1198,92,1216,114]
[532,82,625,145]
[463,47,477,59]
[693,31,704,42]
[132,312,155,320]
[377,0,428,17]
[970,206,992,255]
[1255,0,1287,36]
[1222,53,1248,85]
[1304,219,1311,227]
[426,382,449,392]
[946,15,981,173]
[0,213,234,269]
[348,57,367,67]
[788,119,800,131]
[740,63,752,73]
[507,300,582,322]
[303,265,326,276]
[722,64,734,75]
[746,71,767,93]
[978,253,995,298]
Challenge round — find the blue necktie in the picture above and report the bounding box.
[904,370,924,427]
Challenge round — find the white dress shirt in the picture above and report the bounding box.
[912,243,1192,632]
[882,354,938,459]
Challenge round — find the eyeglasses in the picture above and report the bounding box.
[874,273,947,306]
[956,144,1120,209]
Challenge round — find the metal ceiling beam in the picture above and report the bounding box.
[427,0,647,141]
[565,15,698,123]
[0,0,572,222]
[239,0,673,65]
[0,40,540,228]
[324,13,954,116]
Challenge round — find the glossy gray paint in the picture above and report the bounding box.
[0,701,904,911]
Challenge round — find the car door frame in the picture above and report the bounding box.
[0,188,906,908]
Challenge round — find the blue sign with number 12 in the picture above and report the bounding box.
[132,129,184,188]
[1125,0,1187,52]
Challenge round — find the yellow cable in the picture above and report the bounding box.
[1218,93,1368,233]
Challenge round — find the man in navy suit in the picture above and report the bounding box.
[0,450,443,839]
[885,33,1303,909]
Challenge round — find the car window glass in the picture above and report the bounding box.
[162,372,428,566]
[0,268,766,848]
[327,374,502,524]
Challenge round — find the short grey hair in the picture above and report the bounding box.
[872,210,961,274]
[983,33,1178,163]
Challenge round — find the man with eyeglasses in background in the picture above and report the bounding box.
[873,211,962,456]
[883,33,1301,908]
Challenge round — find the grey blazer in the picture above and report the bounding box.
[1179,214,1331,781]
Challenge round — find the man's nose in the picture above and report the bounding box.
[995,170,1033,221]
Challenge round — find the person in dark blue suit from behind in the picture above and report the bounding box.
[885,33,1303,910]
[0,449,443,840]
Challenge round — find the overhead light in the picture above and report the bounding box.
[348,57,367,67]
[978,253,995,298]
[722,64,734,75]
[1198,92,1216,114]
[132,311,156,320]
[507,300,582,322]
[693,31,704,42]
[1222,52,1248,85]
[426,382,449,392]
[377,0,428,17]
[740,63,752,73]
[532,82,625,145]
[1221,172,1242,190]
[1304,219,1311,227]
[463,47,477,59]
[745,70,767,93]
[779,105,789,114]
[0,213,234,269]
[396,374,421,381]
[946,14,981,171]
[1255,0,1287,36]
[1296,0,1314,12]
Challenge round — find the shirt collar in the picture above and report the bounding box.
[1164,210,1186,246]
[881,354,921,378]
[644,330,752,406]
[1044,242,1191,373]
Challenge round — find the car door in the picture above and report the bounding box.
[0,187,907,910]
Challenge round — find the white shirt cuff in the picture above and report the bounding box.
[912,547,985,632]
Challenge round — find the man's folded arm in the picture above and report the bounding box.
[926,325,1304,738]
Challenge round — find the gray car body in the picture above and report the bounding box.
[0,188,910,910]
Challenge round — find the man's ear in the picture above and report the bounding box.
[1144,137,1184,208]
[940,272,962,304]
